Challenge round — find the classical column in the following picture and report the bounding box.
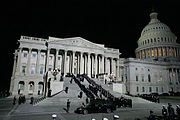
[63,50,67,76]
[80,52,83,74]
[87,53,91,77]
[111,58,113,74]
[104,57,107,73]
[55,49,59,69]
[94,54,97,77]
[12,50,17,77]
[116,58,120,79]
[27,48,32,74]
[17,48,22,73]
[72,51,75,74]
[36,49,41,74]
[102,55,104,73]
[45,49,50,73]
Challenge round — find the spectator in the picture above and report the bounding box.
[168,103,175,120]
[13,96,16,105]
[67,99,71,113]
[176,105,180,119]
[148,110,156,120]
[162,105,168,120]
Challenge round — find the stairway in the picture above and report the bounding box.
[36,77,88,113]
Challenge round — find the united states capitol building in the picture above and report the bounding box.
[10,11,180,96]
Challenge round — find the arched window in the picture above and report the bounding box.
[155,48,158,56]
[148,74,151,82]
[151,48,154,57]
[158,48,162,56]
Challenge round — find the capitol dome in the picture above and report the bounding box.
[135,12,180,61]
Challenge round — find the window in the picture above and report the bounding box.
[169,48,172,56]
[148,49,150,57]
[142,87,145,92]
[41,54,44,58]
[155,48,158,56]
[31,66,35,74]
[136,76,138,81]
[160,76,163,82]
[40,67,44,74]
[161,87,164,93]
[148,74,151,82]
[24,53,27,58]
[136,86,139,92]
[158,48,162,56]
[49,56,52,60]
[142,76,144,82]
[149,87,152,92]
[163,48,166,56]
[151,49,154,57]
[156,87,158,92]
[58,57,61,60]
[32,53,36,58]
[135,68,138,71]
[22,66,26,73]
[48,68,52,71]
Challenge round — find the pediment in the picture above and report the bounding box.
[48,37,104,49]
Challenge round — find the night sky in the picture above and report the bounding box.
[1,0,180,91]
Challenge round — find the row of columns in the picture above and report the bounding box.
[138,47,180,59]
[14,47,119,78]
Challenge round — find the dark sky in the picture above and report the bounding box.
[1,0,180,91]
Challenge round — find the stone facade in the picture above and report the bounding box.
[10,36,121,96]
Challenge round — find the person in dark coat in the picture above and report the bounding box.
[148,110,156,120]
[67,99,71,113]
[162,105,168,120]
[13,96,16,105]
[176,105,180,119]
[18,95,22,105]
[167,103,175,120]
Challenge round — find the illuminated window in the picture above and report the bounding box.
[158,48,162,56]
[154,75,158,83]
[163,48,166,56]
[142,50,145,58]
[173,48,175,56]
[154,69,157,72]
[151,49,154,57]
[160,76,163,82]
[155,48,158,56]
[166,48,169,56]
[49,56,52,60]
[148,49,150,57]
[169,48,171,56]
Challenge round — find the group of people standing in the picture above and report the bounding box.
[161,103,180,120]
[13,95,26,105]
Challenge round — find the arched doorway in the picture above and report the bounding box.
[38,82,44,95]
[28,81,34,95]
[18,81,25,94]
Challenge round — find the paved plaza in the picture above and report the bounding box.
[1,78,180,120]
